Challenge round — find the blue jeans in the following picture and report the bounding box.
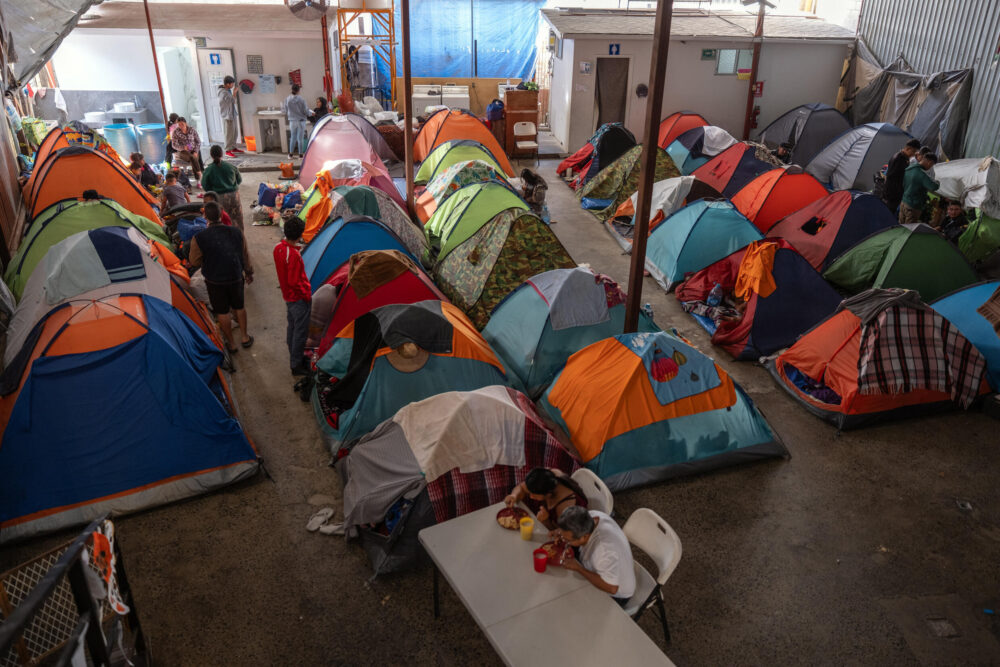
[289,119,308,155]
[286,299,310,370]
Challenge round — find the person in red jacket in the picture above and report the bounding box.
[274,217,312,375]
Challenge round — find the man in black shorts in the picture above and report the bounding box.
[189,201,254,352]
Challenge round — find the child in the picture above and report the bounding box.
[161,171,189,211]
[128,161,143,181]
[273,217,312,375]
[202,191,232,225]
[130,152,161,188]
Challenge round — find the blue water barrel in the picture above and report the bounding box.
[104,123,138,160]
[136,123,167,164]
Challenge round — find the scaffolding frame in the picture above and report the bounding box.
[336,1,397,109]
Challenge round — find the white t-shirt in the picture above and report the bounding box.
[579,510,636,600]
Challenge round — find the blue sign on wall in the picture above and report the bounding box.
[609,43,620,55]
[209,53,221,65]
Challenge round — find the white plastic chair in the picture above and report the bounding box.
[571,468,614,515]
[514,121,538,164]
[622,508,682,645]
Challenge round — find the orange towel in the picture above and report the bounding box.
[303,171,335,243]
[734,240,778,300]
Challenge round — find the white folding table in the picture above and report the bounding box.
[419,502,674,666]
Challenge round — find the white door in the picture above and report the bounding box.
[197,48,237,143]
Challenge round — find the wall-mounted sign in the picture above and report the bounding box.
[193,37,207,48]
[753,81,764,97]
[247,55,264,74]
[579,61,592,75]
[209,53,221,65]
[701,48,716,60]
[608,43,621,56]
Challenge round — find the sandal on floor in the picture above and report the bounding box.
[241,335,254,349]
[227,345,239,354]
[306,507,335,532]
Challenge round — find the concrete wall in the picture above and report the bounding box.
[552,35,847,153]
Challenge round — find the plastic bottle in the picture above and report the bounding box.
[707,283,723,307]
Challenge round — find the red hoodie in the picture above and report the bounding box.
[273,239,311,302]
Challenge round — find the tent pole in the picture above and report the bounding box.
[401,0,415,217]
[142,0,169,126]
[741,0,766,140]
[624,0,674,333]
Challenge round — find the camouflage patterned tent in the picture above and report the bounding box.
[577,145,680,220]
[433,208,576,329]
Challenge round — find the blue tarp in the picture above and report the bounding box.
[371,0,545,99]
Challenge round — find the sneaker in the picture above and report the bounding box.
[226,150,237,158]
[291,363,310,377]
[288,153,294,159]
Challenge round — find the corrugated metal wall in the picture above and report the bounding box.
[858,0,1000,158]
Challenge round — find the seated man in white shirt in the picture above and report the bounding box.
[557,505,636,607]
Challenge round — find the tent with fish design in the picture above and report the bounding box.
[415,139,508,185]
[691,142,775,198]
[765,191,898,271]
[577,145,680,220]
[298,183,417,246]
[823,223,979,302]
[312,300,509,450]
[676,240,843,360]
[336,385,580,575]
[25,145,161,220]
[423,181,527,262]
[766,289,989,429]
[539,331,785,491]
[4,226,218,365]
[313,250,446,359]
[644,200,763,292]
[557,122,636,190]
[5,198,171,299]
[432,208,576,329]
[665,125,738,175]
[806,122,911,191]
[0,294,258,543]
[483,268,659,399]
[413,109,514,176]
[731,168,829,232]
[757,103,851,167]
[302,216,422,292]
[415,160,506,224]
[931,281,1000,392]
[657,111,709,149]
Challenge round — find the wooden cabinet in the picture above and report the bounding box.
[503,90,538,158]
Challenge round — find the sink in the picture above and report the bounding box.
[256,110,283,115]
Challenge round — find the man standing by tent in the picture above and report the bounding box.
[218,76,242,158]
[282,84,311,159]
[899,152,940,224]
[883,139,921,213]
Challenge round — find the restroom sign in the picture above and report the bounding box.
[209,53,221,65]
[608,43,620,55]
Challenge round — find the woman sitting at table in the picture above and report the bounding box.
[504,468,587,531]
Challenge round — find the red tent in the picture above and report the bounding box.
[657,111,709,149]
[691,143,774,198]
[731,169,828,232]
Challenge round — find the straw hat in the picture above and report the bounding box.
[386,342,429,372]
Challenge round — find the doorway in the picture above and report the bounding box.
[196,48,239,143]
[595,57,629,128]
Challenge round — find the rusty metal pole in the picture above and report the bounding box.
[741,0,766,140]
[142,0,169,125]
[401,0,415,216]
[321,15,333,102]
[624,0,674,333]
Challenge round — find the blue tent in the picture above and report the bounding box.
[483,268,659,398]
[931,281,1000,391]
[0,294,258,543]
[666,125,738,175]
[302,215,419,292]
[644,200,763,291]
[312,301,509,452]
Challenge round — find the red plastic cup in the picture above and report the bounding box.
[533,548,548,573]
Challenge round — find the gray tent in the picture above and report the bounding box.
[806,122,911,191]
[757,103,851,167]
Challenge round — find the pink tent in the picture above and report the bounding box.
[300,116,383,184]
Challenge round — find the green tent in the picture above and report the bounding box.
[433,207,576,329]
[5,198,170,299]
[959,212,1000,264]
[577,145,680,220]
[424,181,527,262]
[415,140,506,184]
[823,223,978,302]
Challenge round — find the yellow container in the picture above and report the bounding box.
[519,517,534,541]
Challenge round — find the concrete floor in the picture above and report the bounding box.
[3,159,1000,665]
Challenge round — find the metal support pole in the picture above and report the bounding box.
[741,1,766,140]
[321,15,333,102]
[142,0,169,126]
[401,0,415,216]
[624,0,674,333]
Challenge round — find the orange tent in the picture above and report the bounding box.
[730,168,828,232]
[414,109,514,176]
[657,111,709,149]
[27,146,161,221]
[23,127,71,204]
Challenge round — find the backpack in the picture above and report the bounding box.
[257,182,281,207]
